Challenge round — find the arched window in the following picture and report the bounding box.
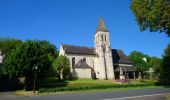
[105,35,107,41]
[83,58,86,62]
[101,35,103,41]
[72,57,75,68]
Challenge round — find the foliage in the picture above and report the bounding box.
[38,83,154,93]
[131,0,170,36]
[149,57,162,77]
[3,40,57,89]
[160,43,170,83]
[0,38,22,55]
[129,51,151,73]
[0,38,22,75]
[53,55,70,80]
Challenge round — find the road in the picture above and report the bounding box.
[0,88,170,100]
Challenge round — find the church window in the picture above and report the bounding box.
[72,57,75,68]
[101,35,103,41]
[83,58,86,62]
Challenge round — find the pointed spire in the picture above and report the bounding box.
[96,16,108,33]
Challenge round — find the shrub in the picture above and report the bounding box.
[38,83,154,93]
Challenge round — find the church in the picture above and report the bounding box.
[59,17,134,80]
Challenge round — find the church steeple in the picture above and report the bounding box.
[96,17,108,33]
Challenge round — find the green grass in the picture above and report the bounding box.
[15,86,164,96]
[41,78,117,88]
[38,78,161,93]
[15,78,167,96]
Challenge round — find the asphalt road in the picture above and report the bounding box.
[0,88,170,100]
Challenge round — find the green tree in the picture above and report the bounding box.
[0,38,22,75]
[53,55,70,80]
[131,0,170,36]
[129,51,151,76]
[0,38,22,55]
[149,57,162,78]
[4,40,57,89]
[160,43,170,83]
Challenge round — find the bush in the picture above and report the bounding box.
[38,83,154,93]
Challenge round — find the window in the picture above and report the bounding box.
[83,58,86,62]
[101,35,103,41]
[72,57,75,68]
[105,35,107,41]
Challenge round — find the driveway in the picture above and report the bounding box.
[0,88,170,100]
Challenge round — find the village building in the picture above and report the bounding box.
[59,17,134,80]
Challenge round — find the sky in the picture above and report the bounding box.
[0,0,169,57]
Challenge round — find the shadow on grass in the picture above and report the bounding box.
[39,78,78,88]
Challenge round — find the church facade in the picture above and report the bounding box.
[59,17,134,80]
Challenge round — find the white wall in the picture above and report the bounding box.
[74,68,92,78]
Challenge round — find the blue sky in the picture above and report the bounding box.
[0,0,169,57]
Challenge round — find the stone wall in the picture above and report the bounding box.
[73,68,92,78]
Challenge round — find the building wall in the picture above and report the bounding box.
[59,46,95,78]
[73,68,92,78]
[65,53,94,69]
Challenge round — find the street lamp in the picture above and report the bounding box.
[33,66,38,94]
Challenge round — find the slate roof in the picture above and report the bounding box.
[74,59,92,69]
[62,44,95,55]
[112,49,132,64]
[62,44,132,64]
[95,17,108,33]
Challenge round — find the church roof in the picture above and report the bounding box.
[95,17,108,33]
[115,66,135,72]
[62,44,132,64]
[112,49,132,64]
[62,44,95,55]
[74,59,92,69]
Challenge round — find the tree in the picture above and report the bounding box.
[129,51,151,78]
[0,38,22,76]
[0,38,22,55]
[131,0,170,36]
[160,43,170,83]
[4,40,57,89]
[149,57,162,78]
[53,55,70,80]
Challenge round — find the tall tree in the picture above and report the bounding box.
[0,38,22,75]
[4,40,57,89]
[131,0,170,36]
[53,55,70,80]
[160,43,170,83]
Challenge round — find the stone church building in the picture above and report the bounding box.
[59,17,134,80]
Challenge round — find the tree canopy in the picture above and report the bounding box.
[3,39,57,89]
[53,55,70,80]
[131,0,170,36]
[160,43,170,82]
[129,51,151,73]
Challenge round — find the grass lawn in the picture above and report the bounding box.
[15,78,166,95]
[41,78,117,88]
[15,85,164,96]
[41,78,158,87]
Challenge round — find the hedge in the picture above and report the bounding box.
[38,83,154,93]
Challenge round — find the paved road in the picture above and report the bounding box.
[0,88,170,100]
